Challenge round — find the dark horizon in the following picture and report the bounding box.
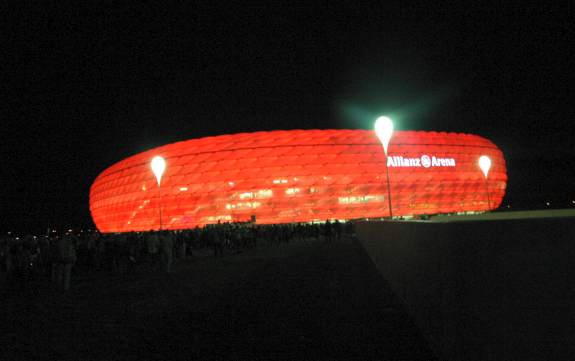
[2,2,574,233]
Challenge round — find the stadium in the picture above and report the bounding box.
[89,129,507,232]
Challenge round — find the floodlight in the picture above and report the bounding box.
[478,155,491,178]
[375,116,394,218]
[374,116,394,155]
[151,156,166,186]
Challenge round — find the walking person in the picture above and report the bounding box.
[55,231,77,291]
[146,231,160,271]
[334,219,342,239]
[213,224,224,257]
[160,231,174,273]
[324,219,333,242]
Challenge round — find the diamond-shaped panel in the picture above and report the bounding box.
[89,129,507,232]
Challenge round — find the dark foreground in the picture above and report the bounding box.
[1,238,436,360]
[357,219,575,361]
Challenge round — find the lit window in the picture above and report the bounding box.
[285,188,300,195]
[257,189,273,198]
[240,190,272,199]
[338,195,385,204]
[226,202,261,210]
[239,192,253,199]
[240,202,261,209]
[179,187,188,191]
[205,215,232,222]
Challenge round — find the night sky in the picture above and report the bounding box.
[2,2,574,233]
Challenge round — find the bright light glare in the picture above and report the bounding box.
[374,116,394,155]
[151,156,166,186]
[478,155,491,178]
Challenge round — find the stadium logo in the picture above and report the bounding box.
[387,155,456,168]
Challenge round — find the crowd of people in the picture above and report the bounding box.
[0,220,354,292]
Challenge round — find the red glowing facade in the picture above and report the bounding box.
[90,129,507,232]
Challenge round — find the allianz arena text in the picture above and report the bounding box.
[89,129,507,232]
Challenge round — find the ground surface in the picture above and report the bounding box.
[1,238,436,360]
[356,219,575,361]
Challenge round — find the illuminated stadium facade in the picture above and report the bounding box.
[89,129,507,233]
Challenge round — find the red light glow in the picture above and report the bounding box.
[89,129,507,232]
